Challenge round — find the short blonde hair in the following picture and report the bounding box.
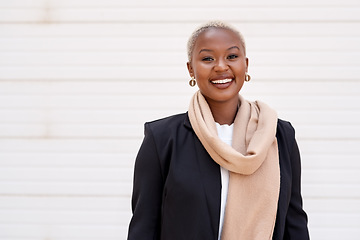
[187,21,246,62]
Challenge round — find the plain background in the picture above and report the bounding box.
[0,0,360,239]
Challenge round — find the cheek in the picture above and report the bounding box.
[232,61,247,74]
[193,63,211,80]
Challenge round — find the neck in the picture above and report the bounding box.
[206,97,239,125]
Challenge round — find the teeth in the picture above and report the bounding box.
[211,78,233,84]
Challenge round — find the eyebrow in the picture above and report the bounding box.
[198,49,213,54]
[199,46,240,54]
[228,46,240,51]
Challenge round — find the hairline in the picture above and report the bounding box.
[187,21,246,63]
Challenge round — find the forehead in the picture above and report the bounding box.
[193,28,242,51]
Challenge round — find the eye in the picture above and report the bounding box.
[202,57,214,62]
[227,54,238,60]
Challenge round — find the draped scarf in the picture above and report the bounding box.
[188,91,280,240]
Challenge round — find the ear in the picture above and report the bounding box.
[245,57,249,72]
[187,62,194,77]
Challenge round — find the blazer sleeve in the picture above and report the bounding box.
[128,123,164,240]
[284,137,310,239]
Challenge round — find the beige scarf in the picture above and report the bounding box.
[188,91,280,240]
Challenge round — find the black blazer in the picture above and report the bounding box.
[128,113,309,240]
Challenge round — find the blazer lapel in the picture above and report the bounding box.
[184,113,222,238]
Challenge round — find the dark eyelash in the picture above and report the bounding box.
[228,54,238,59]
[202,57,214,61]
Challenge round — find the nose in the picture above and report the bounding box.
[214,58,229,72]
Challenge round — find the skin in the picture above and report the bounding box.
[187,28,249,125]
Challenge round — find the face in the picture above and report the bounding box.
[187,28,248,106]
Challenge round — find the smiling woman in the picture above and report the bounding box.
[187,26,248,125]
[127,21,310,240]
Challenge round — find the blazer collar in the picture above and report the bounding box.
[183,112,193,130]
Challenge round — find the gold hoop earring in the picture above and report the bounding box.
[189,77,196,87]
[245,73,251,82]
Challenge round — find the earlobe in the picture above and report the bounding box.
[245,57,249,72]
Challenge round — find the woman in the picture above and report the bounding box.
[128,21,310,240]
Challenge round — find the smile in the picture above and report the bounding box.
[211,78,233,84]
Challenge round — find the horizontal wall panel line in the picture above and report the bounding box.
[1,20,360,25]
[0,194,124,198]
[1,0,360,8]
[1,6,360,22]
[1,23,360,37]
[0,136,141,140]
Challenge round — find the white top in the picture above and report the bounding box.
[215,122,233,240]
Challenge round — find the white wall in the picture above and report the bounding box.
[0,0,360,239]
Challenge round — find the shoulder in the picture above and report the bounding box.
[277,119,295,138]
[276,119,297,154]
[146,112,187,129]
[144,112,189,137]
[142,113,190,164]
[146,112,187,127]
